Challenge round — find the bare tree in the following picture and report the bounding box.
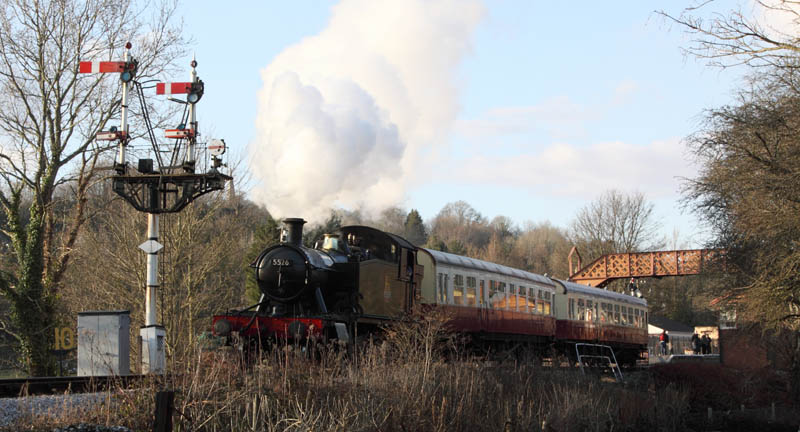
[512,222,571,279]
[0,0,186,375]
[660,1,800,69]
[427,201,491,253]
[569,189,664,261]
[666,2,800,392]
[62,184,265,367]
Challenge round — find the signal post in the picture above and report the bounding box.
[80,45,231,374]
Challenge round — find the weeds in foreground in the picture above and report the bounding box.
[7,311,799,431]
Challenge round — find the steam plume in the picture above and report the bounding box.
[249,0,484,222]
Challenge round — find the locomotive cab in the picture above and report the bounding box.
[339,225,422,318]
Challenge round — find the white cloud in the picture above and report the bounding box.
[752,0,800,37]
[611,79,639,106]
[455,96,593,141]
[249,0,485,222]
[444,137,697,200]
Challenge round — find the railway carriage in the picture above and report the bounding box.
[417,248,556,346]
[552,279,648,365]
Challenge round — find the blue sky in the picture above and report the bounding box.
[172,1,752,247]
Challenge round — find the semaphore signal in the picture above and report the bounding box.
[79,43,231,375]
[78,42,137,167]
[78,61,128,73]
[155,82,192,95]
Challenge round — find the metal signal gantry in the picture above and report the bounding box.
[79,43,231,374]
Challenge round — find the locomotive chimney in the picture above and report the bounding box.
[283,218,307,247]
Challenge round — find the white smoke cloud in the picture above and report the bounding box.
[249,0,485,222]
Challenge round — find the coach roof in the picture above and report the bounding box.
[552,278,648,307]
[422,248,555,287]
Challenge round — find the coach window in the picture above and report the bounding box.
[600,303,607,323]
[577,299,585,321]
[634,309,640,327]
[466,276,477,307]
[586,300,594,322]
[568,298,575,319]
[614,304,620,324]
[479,280,486,307]
[518,285,527,312]
[528,287,537,312]
[509,284,518,310]
[453,274,464,306]
[621,306,628,325]
[536,290,543,314]
[627,308,633,326]
[489,280,502,309]
[544,292,552,315]
[498,282,508,309]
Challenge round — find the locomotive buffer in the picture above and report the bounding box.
[80,44,231,374]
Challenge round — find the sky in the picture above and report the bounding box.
[168,1,767,248]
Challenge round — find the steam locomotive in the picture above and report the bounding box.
[212,218,648,365]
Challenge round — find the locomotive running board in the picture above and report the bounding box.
[335,322,350,343]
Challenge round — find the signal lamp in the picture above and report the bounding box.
[187,80,204,104]
[119,60,137,83]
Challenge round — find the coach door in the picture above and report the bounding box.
[479,278,489,332]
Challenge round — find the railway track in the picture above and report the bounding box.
[0,375,147,398]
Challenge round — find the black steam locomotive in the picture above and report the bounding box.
[212,217,420,346]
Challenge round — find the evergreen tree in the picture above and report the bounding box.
[404,209,427,246]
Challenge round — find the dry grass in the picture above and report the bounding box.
[8,312,799,431]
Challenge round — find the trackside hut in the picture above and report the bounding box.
[648,315,694,355]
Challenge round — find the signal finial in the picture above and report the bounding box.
[125,41,132,50]
[191,52,197,69]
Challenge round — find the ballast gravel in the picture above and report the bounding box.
[0,392,129,430]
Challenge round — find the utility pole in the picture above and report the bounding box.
[80,44,231,374]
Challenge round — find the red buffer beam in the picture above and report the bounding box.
[568,249,726,288]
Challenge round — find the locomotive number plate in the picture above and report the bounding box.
[271,258,292,266]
